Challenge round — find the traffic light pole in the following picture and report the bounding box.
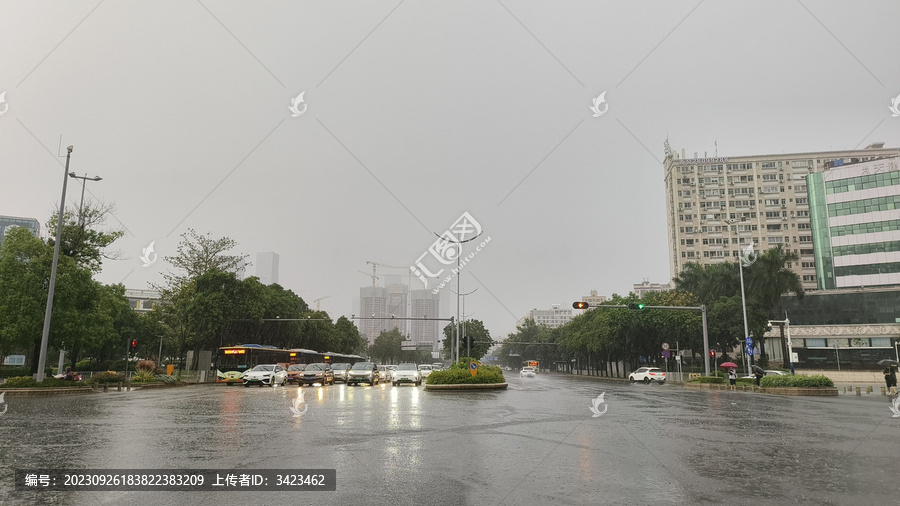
[573,303,710,377]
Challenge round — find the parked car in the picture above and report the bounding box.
[417,364,434,379]
[392,363,421,386]
[330,363,352,383]
[285,364,306,384]
[299,363,334,386]
[347,362,379,386]
[520,367,536,378]
[242,364,287,387]
[629,367,666,384]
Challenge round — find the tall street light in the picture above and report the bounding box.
[57,172,102,370]
[36,146,73,382]
[69,172,103,226]
[451,288,477,360]
[726,217,757,378]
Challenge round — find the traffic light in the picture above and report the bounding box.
[572,301,589,309]
[709,350,715,358]
[131,339,137,350]
[627,303,646,310]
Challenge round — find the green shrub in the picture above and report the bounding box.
[0,367,54,379]
[760,374,834,388]
[692,376,725,384]
[426,363,506,385]
[131,370,157,382]
[88,371,125,385]
[1,376,72,388]
[154,374,179,384]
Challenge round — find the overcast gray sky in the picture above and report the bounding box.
[3,0,899,339]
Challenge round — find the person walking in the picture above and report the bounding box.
[890,364,898,396]
[885,366,893,391]
[728,368,737,390]
[754,369,764,387]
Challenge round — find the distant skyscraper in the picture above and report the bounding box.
[359,286,387,344]
[0,215,40,246]
[410,289,440,350]
[256,252,279,285]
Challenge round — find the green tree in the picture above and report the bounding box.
[46,201,125,273]
[442,318,493,360]
[334,316,366,354]
[369,328,404,364]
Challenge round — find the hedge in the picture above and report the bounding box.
[760,374,834,388]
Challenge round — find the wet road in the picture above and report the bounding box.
[2,374,899,505]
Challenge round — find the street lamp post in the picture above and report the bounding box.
[769,318,794,373]
[451,288,477,361]
[36,146,73,382]
[727,217,756,378]
[69,172,103,226]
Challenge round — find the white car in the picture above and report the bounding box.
[520,367,536,378]
[242,364,287,387]
[417,364,434,378]
[392,363,422,386]
[629,367,666,384]
[383,365,398,382]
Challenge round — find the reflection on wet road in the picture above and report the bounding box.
[2,374,898,505]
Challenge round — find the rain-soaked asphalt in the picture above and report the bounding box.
[1,373,899,505]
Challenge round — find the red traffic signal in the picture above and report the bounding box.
[572,301,589,309]
[131,339,138,350]
[709,350,715,358]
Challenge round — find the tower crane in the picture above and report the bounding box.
[358,270,379,289]
[313,295,330,311]
[365,261,407,289]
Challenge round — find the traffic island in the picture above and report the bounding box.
[2,387,94,396]
[424,383,508,391]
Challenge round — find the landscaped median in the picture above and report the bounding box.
[684,373,838,396]
[424,360,508,391]
[0,371,185,395]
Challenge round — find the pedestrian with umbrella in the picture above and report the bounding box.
[720,362,738,390]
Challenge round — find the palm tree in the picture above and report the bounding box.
[746,245,804,366]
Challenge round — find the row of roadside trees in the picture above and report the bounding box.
[491,247,803,376]
[0,202,368,375]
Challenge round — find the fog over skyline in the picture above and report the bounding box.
[3,1,899,340]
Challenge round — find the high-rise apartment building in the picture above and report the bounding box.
[359,286,387,344]
[633,280,671,298]
[808,156,900,289]
[581,290,607,307]
[0,215,40,246]
[255,252,279,285]
[664,142,900,290]
[528,304,573,328]
[409,289,441,350]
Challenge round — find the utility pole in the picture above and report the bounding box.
[37,146,73,382]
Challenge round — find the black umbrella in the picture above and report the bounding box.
[752,365,765,373]
[877,359,900,367]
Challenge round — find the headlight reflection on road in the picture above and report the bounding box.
[411,386,419,407]
[339,383,345,402]
[318,387,324,401]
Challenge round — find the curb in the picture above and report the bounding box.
[424,383,508,391]
[684,382,838,396]
[1,387,94,397]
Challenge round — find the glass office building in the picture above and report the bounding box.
[808,156,900,289]
[0,215,41,246]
